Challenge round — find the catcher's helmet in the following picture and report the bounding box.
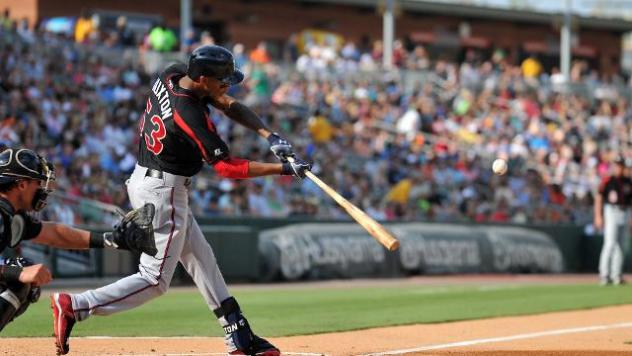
[0,149,54,184]
[187,45,244,85]
[0,148,55,211]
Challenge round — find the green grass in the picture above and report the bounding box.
[3,283,632,337]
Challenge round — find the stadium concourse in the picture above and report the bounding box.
[0,14,630,228]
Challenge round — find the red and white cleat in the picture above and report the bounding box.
[51,293,76,355]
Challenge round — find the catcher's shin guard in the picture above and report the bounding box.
[214,297,280,356]
[0,279,37,332]
[0,290,18,331]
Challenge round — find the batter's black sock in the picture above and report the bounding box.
[214,297,257,352]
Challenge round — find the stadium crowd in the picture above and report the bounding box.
[0,13,630,227]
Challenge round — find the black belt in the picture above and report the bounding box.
[145,168,163,179]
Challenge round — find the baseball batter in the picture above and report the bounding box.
[52,45,311,355]
[595,155,632,285]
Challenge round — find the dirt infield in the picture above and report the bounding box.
[3,303,632,355]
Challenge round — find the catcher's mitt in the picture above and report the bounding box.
[106,203,158,256]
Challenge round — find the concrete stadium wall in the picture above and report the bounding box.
[176,219,612,283]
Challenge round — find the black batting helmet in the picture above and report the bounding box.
[187,45,244,85]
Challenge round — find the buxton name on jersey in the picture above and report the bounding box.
[138,64,230,177]
[151,77,173,122]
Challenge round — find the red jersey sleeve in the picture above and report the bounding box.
[212,157,250,179]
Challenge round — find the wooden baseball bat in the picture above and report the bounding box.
[288,157,400,251]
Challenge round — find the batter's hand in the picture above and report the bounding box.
[267,133,294,162]
[19,264,52,286]
[282,156,312,178]
[594,215,603,230]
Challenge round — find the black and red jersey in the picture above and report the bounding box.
[599,175,632,207]
[137,64,230,177]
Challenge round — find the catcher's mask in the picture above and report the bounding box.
[0,148,56,211]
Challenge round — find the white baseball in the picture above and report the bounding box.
[492,158,508,175]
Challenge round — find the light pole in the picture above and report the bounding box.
[383,0,394,70]
[180,0,192,53]
[560,0,572,83]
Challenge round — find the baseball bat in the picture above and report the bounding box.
[288,157,400,251]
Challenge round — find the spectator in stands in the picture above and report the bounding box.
[521,54,543,79]
[232,43,248,69]
[0,9,13,30]
[0,23,630,227]
[246,62,271,106]
[308,109,334,144]
[250,41,271,64]
[114,16,135,47]
[247,181,271,217]
[181,28,197,52]
[283,33,300,63]
[407,45,430,70]
[199,30,214,46]
[74,13,94,44]
[147,24,176,52]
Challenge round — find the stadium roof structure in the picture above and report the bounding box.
[305,0,632,32]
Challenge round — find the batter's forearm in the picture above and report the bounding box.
[247,162,284,177]
[223,101,271,138]
[213,158,283,178]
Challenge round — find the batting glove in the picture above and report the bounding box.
[267,132,294,162]
[281,157,312,178]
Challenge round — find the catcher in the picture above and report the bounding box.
[0,148,156,333]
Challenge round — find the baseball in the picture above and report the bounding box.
[492,158,508,175]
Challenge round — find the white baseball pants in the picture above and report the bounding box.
[599,204,631,283]
[71,164,230,320]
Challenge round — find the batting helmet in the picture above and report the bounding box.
[187,45,244,85]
